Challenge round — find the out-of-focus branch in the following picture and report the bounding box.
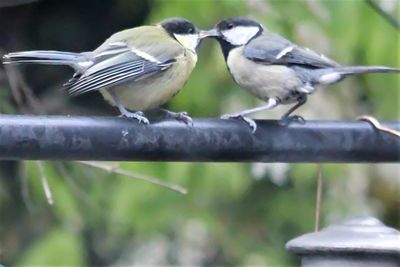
[21,162,34,213]
[35,161,53,205]
[0,0,39,8]
[314,164,323,232]
[357,115,400,137]
[365,0,400,30]
[77,161,187,194]
[4,65,46,114]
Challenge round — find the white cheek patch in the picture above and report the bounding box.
[222,26,260,46]
[174,34,199,52]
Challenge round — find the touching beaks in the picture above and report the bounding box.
[199,29,220,39]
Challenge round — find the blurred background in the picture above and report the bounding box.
[0,0,399,266]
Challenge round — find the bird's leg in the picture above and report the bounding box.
[221,98,278,132]
[280,95,307,125]
[160,109,193,126]
[110,92,149,124]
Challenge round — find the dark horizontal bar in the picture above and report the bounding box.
[0,115,399,162]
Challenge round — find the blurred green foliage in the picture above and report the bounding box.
[0,0,399,266]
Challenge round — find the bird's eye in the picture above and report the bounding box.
[227,23,234,29]
[188,28,194,34]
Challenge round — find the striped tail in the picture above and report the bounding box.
[2,50,92,72]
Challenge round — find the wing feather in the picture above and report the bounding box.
[66,61,147,96]
[244,32,339,68]
[64,42,175,96]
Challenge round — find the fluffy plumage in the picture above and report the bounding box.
[3,18,200,124]
[205,17,400,131]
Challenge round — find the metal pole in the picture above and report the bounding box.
[0,115,399,162]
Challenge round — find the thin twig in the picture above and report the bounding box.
[21,162,35,213]
[315,164,323,232]
[77,161,187,194]
[4,65,46,114]
[5,66,54,206]
[365,0,400,30]
[357,115,400,137]
[19,76,46,114]
[55,162,94,205]
[305,0,331,22]
[4,65,27,113]
[55,162,133,228]
[0,0,40,8]
[35,161,54,205]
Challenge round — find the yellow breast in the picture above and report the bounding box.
[102,49,197,111]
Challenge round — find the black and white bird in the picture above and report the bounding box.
[203,17,400,131]
[3,18,203,125]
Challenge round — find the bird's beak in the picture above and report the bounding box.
[199,29,220,39]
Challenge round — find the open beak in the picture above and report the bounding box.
[199,28,220,39]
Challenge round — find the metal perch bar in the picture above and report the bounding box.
[0,115,399,162]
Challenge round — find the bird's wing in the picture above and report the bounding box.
[244,32,339,68]
[64,41,176,96]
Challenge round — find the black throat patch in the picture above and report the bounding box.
[217,38,237,60]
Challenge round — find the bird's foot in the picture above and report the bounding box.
[163,110,193,126]
[221,113,257,133]
[280,114,305,125]
[119,111,150,124]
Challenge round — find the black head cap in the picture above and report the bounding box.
[215,17,263,32]
[159,17,199,35]
[213,17,263,59]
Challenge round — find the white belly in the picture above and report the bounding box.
[227,47,303,102]
[101,52,197,111]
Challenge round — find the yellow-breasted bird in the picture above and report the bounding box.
[3,17,203,125]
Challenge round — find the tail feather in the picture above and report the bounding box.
[333,66,400,75]
[317,65,400,85]
[2,50,92,72]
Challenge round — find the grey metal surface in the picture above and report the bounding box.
[0,115,399,162]
[286,217,400,267]
[300,255,399,267]
[286,216,400,254]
